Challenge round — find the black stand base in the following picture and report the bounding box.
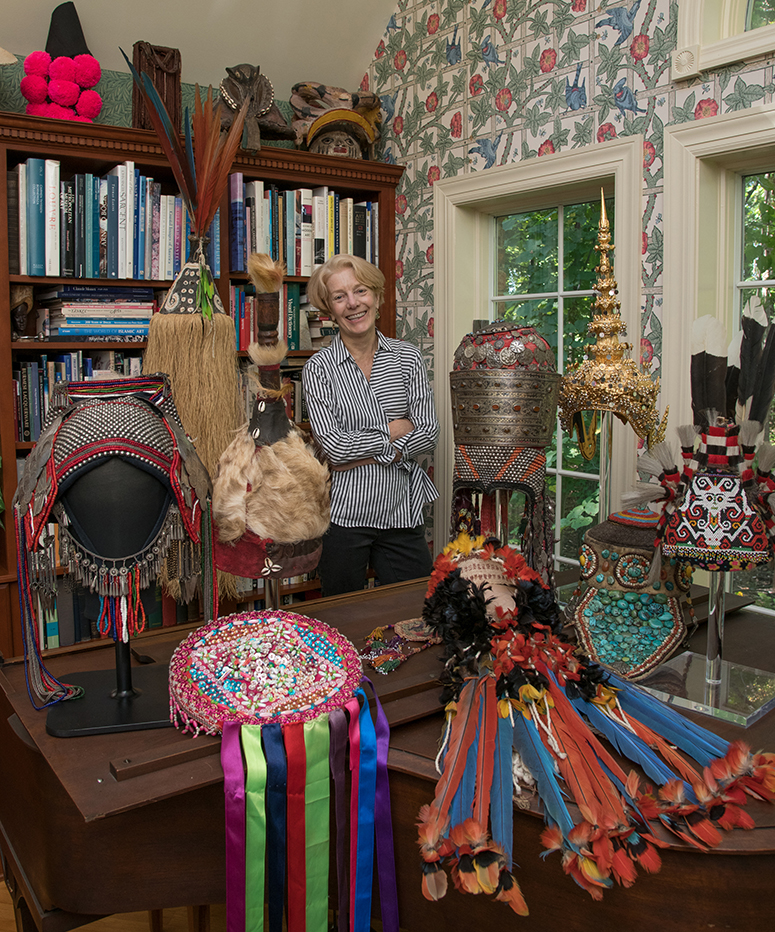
[46,663,172,737]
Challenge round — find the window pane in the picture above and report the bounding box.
[561,417,601,472]
[563,198,615,291]
[559,476,600,562]
[495,209,558,295]
[563,295,595,370]
[500,298,558,355]
[742,172,775,283]
[747,0,775,31]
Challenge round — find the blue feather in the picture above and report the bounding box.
[184,109,197,197]
[447,704,479,831]
[566,693,691,792]
[511,711,576,843]
[490,712,514,867]
[606,673,729,765]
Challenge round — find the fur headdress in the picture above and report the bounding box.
[212,254,330,580]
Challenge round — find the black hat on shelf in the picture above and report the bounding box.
[45,2,91,58]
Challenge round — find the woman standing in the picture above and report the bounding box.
[302,254,439,596]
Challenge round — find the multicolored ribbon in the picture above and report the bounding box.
[220,680,399,932]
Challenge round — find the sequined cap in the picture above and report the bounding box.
[558,195,659,440]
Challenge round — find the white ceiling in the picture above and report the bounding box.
[3,0,398,98]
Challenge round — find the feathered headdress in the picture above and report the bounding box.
[122,49,250,601]
[416,534,775,911]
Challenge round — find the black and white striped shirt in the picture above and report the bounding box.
[302,332,439,528]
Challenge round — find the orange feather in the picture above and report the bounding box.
[495,870,529,916]
[610,848,638,887]
[421,862,448,901]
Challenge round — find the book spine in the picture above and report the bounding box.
[137,174,146,279]
[106,174,119,279]
[60,179,75,278]
[144,177,154,279]
[126,162,136,278]
[229,172,245,272]
[26,158,45,276]
[150,182,161,279]
[52,316,151,325]
[7,170,20,275]
[173,196,183,275]
[165,195,175,279]
[84,172,94,278]
[44,160,60,276]
[98,177,108,278]
[20,365,31,441]
[286,282,300,351]
[353,203,368,260]
[109,165,127,279]
[16,163,27,275]
[54,325,150,335]
[285,192,296,276]
[74,174,86,278]
[29,361,40,440]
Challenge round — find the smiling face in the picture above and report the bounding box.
[325,267,380,342]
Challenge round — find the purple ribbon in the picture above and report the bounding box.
[221,722,246,932]
[361,677,399,932]
[328,707,349,932]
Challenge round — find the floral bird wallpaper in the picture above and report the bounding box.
[361,0,774,392]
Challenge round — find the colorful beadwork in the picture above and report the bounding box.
[169,609,363,735]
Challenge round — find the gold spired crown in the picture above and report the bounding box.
[558,193,660,442]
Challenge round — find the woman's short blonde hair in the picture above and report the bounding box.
[307,254,385,314]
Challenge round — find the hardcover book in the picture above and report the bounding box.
[44,159,60,276]
[7,170,20,275]
[74,174,86,278]
[26,157,45,277]
[105,173,119,279]
[59,178,75,278]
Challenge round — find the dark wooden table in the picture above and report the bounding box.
[1,579,774,932]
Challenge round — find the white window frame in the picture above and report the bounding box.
[433,137,644,544]
[662,105,775,430]
[673,0,775,79]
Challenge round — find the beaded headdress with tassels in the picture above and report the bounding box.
[12,374,215,709]
[169,608,399,932]
[417,534,775,911]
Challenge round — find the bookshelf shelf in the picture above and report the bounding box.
[0,111,404,660]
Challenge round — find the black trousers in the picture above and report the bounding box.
[317,522,434,597]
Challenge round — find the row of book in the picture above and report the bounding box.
[229,176,379,275]
[7,158,219,281]
[36,284,156,339]
[13,350,143,442]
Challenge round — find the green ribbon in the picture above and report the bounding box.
[304,714,330,932]
[242,725,268,932]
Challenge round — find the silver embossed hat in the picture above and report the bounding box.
[450,321,560,582]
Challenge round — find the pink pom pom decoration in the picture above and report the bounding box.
[25,103,49,118]
[75,89,102,121]
[20,74,49,105]
[49,56,76,82]
[23,50,51,77]
[42,102,76,121]
[73,54,101,88]
[48,79,80,108]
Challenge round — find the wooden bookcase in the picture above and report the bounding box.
[0,111,404,659]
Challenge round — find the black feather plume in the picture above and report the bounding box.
[737,300,768,420]
[690,316,728,428]
[749,322,775,426]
